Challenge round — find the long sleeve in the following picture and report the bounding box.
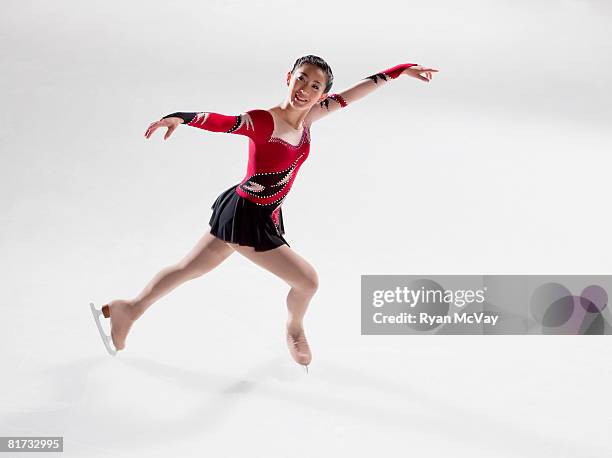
[305,62,418,125]
[365,63,418,83]
[161,111,257,140]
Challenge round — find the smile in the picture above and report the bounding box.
[294,94,308,102]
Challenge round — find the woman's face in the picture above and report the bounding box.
[286,63,328,111]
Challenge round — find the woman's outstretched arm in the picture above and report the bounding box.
[304,63,438,125]
[144,110,257,141]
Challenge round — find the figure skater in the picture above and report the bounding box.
[90,55,438,371]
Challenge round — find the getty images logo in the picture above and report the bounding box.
[371,285,487,309]
[361,276,612,335]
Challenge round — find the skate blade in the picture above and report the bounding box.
[89,302,117,356]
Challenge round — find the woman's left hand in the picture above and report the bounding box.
[402,65,439,82]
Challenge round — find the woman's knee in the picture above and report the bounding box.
[296,268,319,294]
[173,263,205,280]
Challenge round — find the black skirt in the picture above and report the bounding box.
[208,183,290,252]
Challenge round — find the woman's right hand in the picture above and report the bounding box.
[144,117,183,140]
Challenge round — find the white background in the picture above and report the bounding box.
[1,0,611,457]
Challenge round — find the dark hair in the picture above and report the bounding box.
[291,55,333,93]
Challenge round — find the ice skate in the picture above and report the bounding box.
[89,301,117,356]
[286,328,312,373]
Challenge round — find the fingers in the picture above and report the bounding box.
[144,123,154,139]
[414,69,429,82]
[406,65,439,83]
[164,125,176,140]
[144,119,179,140]
[420,67,439,82]
[144,120,162,139]
[422,69,438,82]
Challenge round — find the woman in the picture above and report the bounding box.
[90,55,438,372]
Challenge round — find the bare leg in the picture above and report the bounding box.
[227,242,319,366]
[106,231,234,350]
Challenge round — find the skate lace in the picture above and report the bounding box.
[288,332,310,352]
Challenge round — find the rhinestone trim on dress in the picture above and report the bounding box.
[238,152,306,205]
[269,125,310,149]
[189,111,255,133]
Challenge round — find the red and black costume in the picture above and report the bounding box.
[162,63,415,251]
[163,109,312,236]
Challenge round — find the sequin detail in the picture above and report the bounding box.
[269,125,310,149]
[319,93,348,110]
[238,152,306,203]
[365,72,390,84]
[271,199,286,235]
[189,111,255,133]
